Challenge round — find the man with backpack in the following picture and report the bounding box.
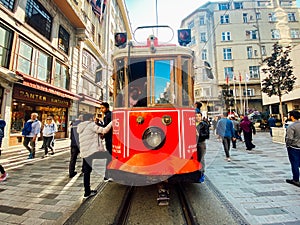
[22,112,41,159]
[196,112,209,182]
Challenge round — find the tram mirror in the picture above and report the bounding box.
[115,33,127,48]
[177,29,191,46]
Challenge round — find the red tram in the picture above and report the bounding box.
[107,26,202,186]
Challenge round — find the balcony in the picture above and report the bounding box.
[52,0,85,28]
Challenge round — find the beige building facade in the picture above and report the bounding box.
[181,0,300,117]
[0,0,131,148]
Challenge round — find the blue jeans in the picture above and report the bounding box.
[287,147,300,182]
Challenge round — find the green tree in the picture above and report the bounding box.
[261,43,296,125]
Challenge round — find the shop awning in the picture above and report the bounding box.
[16,71,81,100]
[79,93,102,107]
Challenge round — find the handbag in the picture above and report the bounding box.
[97,134,107,152]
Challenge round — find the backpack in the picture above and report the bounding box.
[199,121,210,140]
[22,121,33,136]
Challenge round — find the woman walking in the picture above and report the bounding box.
[42,116,57,157]
[239,116,256,150]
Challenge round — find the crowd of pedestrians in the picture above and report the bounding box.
[1,102,300,200]
[194,102,300,190]
[0,101,114,199]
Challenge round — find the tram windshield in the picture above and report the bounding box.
[153,60,175,104]
[114,55,193,108]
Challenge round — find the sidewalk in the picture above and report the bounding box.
[0,139,106,225]
[205,131,300,225]
[0,133,299,224]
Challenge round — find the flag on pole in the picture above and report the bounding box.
[239,73,242,82]
[245,74,250,82]
[226,74,229,84]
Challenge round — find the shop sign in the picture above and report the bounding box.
[13,85,70,107]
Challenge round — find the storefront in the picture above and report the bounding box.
[10,75,81,146]
[78,93,102,116]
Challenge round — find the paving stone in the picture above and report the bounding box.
[40,211,63,220]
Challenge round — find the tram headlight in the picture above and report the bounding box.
[162,115,172,126]
[142,127,166,150]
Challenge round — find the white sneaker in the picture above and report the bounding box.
[227,158,231,162]
[104,177,113,182]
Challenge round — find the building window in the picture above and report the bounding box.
[188,20,194,29]
[0,24,13,68]
[234,2,243,9]
[247,46,253,58]
[224,67,234,80]
[219,3,230,10]
[58,26,70,54]
[280,0,293,6]
[268,13,277,22]
[271,29,280,39]
[91,24,95,42]
[290,29,300,38]
[256,12,261,20]
[25,0,52,40]
[261,46,266,55]
[0,0,15,11]
[37,51,52,82]
[249,66,260,79]
[287,13,296,22]
[95,65,102,84]
[243,88,255,96]
[202,87,211,97]
[201,49,207,60]
[199,16,205,25]
[98,33,101,48]
[221,32,231,41]
[220,15,230,24]
[257,1,271,7]
[54,61,70,90]
[17,40,52,82]
[17,41,33,75]
[189,36,196,45]
[243,13,248,23]
[246,30,258,39]
[82,49,100,75]
[223,48,232,60]
[200,32,206,42]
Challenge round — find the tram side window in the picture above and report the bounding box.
[181,58,189,106]
[115,59,125,108]
[154,60,175,104]
[128,60,147,107]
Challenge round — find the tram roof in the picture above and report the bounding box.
[112,42,194,60]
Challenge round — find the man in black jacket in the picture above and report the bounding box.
[99,102,112,181]
[69,115,82,178]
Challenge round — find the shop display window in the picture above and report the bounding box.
[11,102,67,135]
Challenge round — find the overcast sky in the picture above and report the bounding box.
[125,0,300,42]
[124,0,203,42]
